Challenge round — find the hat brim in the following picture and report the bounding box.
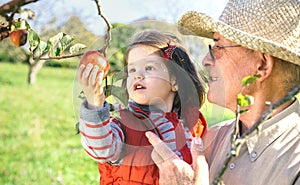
[178,11,215,39]
[178,11,300,66]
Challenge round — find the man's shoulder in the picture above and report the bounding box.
[210,119,235,130]
[204,119,235,139]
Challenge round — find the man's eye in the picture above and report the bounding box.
[215,45,223,50]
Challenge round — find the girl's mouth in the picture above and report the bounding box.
[134,83,146,90]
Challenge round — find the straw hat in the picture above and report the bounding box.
[178,0,300,66]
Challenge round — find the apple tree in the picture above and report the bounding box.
[0,0,110,84]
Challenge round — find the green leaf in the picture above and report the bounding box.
[75,122,80,135]
[55,47,61,57]
[18,8,35,20]
[27,29,40,52]
[106,85,128,106]
[48,32,75,57]
[237,93,254,107]
[58,34,75,52]
[49,32,64,47]
[241,74,260,87]
[38,41,50,56]
[11,19,30,31]
[69,43,86,54]
[48,32,64,57]
[238,109,250,114]
[230,149,237,157]
[0,16,9,27]
[49,48,56,57]
[110,70,127,82]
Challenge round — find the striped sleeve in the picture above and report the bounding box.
[79,101,124,164]
[150,112,179,155]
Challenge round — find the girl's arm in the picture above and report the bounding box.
[79,101,125,164]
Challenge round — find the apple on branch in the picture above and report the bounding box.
[79,50,110,79]
[9,29,27,47]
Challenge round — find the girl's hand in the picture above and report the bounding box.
[77,63,105,109]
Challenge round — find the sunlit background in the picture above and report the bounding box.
[0,1,231,184]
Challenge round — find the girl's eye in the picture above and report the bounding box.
[145,66,155,71]
[128,68,136,74]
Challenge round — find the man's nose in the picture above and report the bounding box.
[202,53,214,68]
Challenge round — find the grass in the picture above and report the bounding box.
[0,62,98,185]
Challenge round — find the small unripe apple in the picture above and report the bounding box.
[9,29,27,47]
[80,50,110,79]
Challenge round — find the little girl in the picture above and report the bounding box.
[77,30,207,184]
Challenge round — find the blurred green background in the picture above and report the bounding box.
[3,6,297,184]
[0,62,98,185]
[0,61,235,185]
[0,13,229,184]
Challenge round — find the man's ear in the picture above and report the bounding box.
[256,53,275,81]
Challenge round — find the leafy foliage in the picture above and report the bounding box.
[27,29,40,52]
[241,74,260,87]
[70,43,87,54]
[10,19,31,31]
[5,18,86,61]
[237,93,254,107]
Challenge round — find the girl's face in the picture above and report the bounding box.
[126,45,176,112]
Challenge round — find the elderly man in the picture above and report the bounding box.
[146,0,300,184]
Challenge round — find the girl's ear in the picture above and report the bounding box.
[171,78,178,92]
[256,53,275,82]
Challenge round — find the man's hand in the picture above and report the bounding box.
[145,132,209,185]
[146,132,194,185]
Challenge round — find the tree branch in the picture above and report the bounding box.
[33,52,84,60]
[0,0,39,16]
[94,0,112,56]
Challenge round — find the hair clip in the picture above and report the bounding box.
[162,43,176,60]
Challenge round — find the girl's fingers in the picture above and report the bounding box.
[98,71,104,94]
[90,65,99,86]
[81,63,93,85]
[98,71,104,85]
[77,64,86,84]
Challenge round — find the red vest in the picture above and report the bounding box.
[97,109,206,185]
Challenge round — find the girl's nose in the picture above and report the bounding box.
[134,72,145,80]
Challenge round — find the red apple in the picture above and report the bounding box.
[80,50,110,79]
[9,29,27,47]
